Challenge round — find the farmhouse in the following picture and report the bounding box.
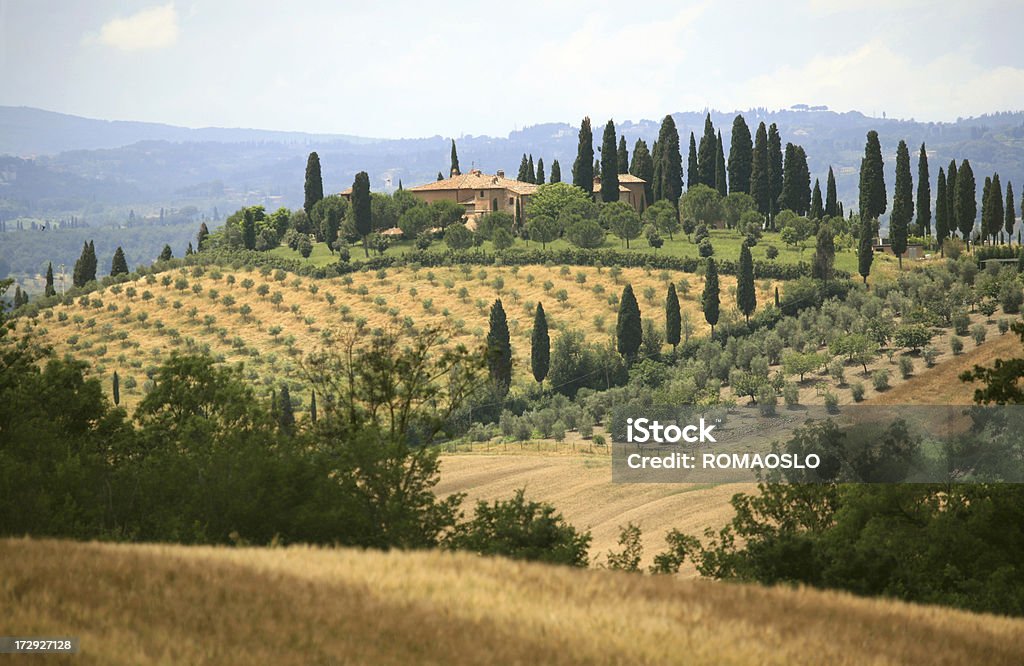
[407,169,538,225]
[592,174,648,214]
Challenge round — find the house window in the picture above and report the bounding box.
[479,191,485,198]
[508,197,514,205]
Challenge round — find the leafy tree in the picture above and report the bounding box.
[812,223,836,283]
[296,234,313,258]
[550,159,561,184]
[656,115,682,206]
[487,299,512,396]
[600,119,620,202]
[304,151,324,216]
[664,282,681,351]
[935,167,949,252]
[601,201,642,248]
[891,139,913,268]
[444,223,474,250]
[697,113,717,188]
[476,211,514,241]
[428,199,465,230]
[894,323,933,352]
[572,117,595,194]
[616,284,642,359]
[531,302,550,385]
[352,171,372,256]
[783,351,823,382]
[450,139,460,176]
[702,258,720,337]
[110,246,129,276]
[44,262,55,297]
[767,123,784,223]
[736,243,756,323]
[955,159,977,247]
[825,166,838,217]
[526,215,559,249]
[750,122,771,221]
[727,114,753,194]
[916,143,931,236]
[809,179,824,220]
[617,136,629,173]
[643,199,680,239]
[681,184,724,230]
[564,217,605,248]
[159,243,173,261]
[686,132,699,190]
[629,139,654,205]
[526,181,591,221]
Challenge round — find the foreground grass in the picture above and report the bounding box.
[3,539,1022,666]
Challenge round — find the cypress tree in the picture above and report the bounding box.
[955,159,977,248]
[197,221,210,250]
[736,244,756,323]
[518,154,530,182]
[487,299,512,396]
[781,143,799,213]
[750,122,770,221]
[572,117,595,194]
[916,143,931,237]
[437,172,444,181]
[450,139,460,176]
[44,262,55,297]
[714,131,727,196]
[767,123,784,224]
[652,139,663,201]
[810,179,824,220]
[617,136,629,173]
[536,158,545,185]
[616,284,642,359]
[159,244,173,261]
[600,119,620,202]
[795,146,810,216]
[702,258,720,337]
[630,139,655,205]
[112,371,120,406]
[858,131,886,284]
[242,208,256,250]
[697,113,717,188]
[686,132,699,189]
[72,241,90,288]
[665,283,681,351]
[110,246,129,276]
[988,174,1004,243]
[812,223,836,283]
[527,154,536,184]
[278,384,295,436]
[727,114,753,194]
[310,390,317,424]
[656,115,682,207]
[981,176,992,242]
[935,167,949,253]
[531,302,550,385]
[303,151,324,216]
[86,241,97,283]
[891,139,913,268]
[825,166,838,217]
[186,242,194,256]
[1006,182,1016,239]
[947,160,958,236]
[13,286,23,308]
[550,159,562,184]
[352,171,372,256]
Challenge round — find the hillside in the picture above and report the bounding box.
[3,538,1022,666]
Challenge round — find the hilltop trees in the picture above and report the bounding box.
[601,120,620,202]
[891,139,913,268]
[727,114,753,194]
[630,139,654,205]
[110,246,129,276]
[486,299,512,397]
[616,284,642,360]
[531,303,550,385]
[352,171,372,256]
[572,117,595,194]
[736,244,756,323]
[702,258,720,337]
[917,143,931,237]
[955,159,977,247]
[72,240,97,288]
[536,158,545,185]
[304,152,324,216]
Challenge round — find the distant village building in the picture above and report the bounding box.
[591,174,647,214]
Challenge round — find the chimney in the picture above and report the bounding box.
[496,169,505,178]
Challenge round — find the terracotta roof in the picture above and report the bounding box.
[591,174,645,192]
[409,170,538,196]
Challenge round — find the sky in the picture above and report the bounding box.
[1,0,1022,139]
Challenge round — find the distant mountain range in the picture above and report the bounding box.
[2,106,1023,225]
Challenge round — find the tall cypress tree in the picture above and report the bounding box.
[1006,182,1016,239]
[935,167,949,253]
[550,159,561,184]
[531,302,550,385]
[528,154,536,183]
[987,174,1004,243]
[750,122,770,221]
[518,154,530,182]
[651,139,663,201]
[813,223,836,284]
[86,241,97,283]
[665,283,681,351]
[159,244,173,261]
[955,159,977,248]
[825,166,838,217]
[110,246,129,276]
[617,136,629,174]
[572,117,595,194]
[352,171,372,257]
[536,158,545,185]
[72,241,90,288]
[450,139,461,176]
[981,176,992,242]
[858,131,886,284]
[197,221,210,250]
[767,123,784,224]
[686,132,699,190]
[242,208,256,250]
[795,146,810,216]
[891,139,913,269]
[702,258,720,337]
[736,244,756,323]
[810,179,824,220]
[487,299,512,396]
[112,371,120,406]
[656,116,682,207]
[697,113,717,188]
[947,160,958,237]
[600,119,620,202]
[727,114,752,194]
[714,131,727,196]
[278,384,294,436]
[304,151,324,216]
[616,284,642,359]
[781,143,799,213]
[44,262,55,297]
[916,143,931,237]
[630,139,655,205]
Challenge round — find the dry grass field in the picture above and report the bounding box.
[3,538,1022,666]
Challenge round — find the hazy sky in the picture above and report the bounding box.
[1,0,1022,138]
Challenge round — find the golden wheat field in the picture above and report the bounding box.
[13,264,772,410]
[3,538,1022,666]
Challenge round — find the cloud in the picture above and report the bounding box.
[96,4,178,51]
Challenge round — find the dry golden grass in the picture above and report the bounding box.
[3,538,1022,666]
